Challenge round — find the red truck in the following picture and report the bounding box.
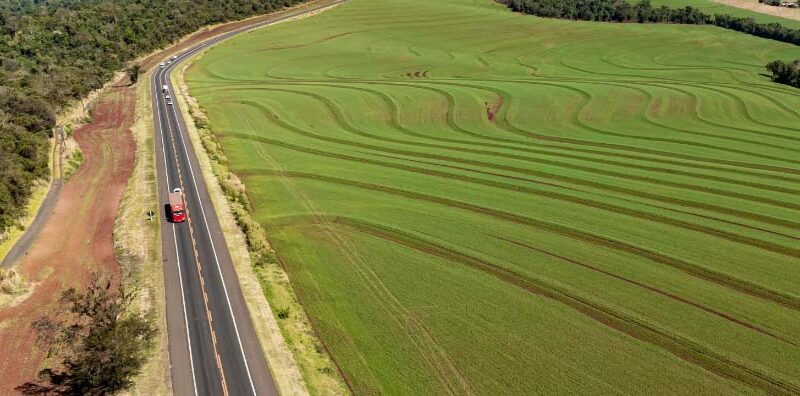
[168,188,186,223]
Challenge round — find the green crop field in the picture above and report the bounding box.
[185,0,800,394]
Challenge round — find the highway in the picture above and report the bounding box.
[150,2,345,394]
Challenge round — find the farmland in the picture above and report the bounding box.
[185,0,800,394]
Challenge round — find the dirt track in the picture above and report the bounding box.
[0,86,136,392]
[0,2,339,391]
[1,131,62,269]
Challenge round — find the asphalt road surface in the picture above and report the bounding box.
[151,2,345,395]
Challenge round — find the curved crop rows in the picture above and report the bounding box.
[186,0,800,394]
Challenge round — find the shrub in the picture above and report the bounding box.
[277,307,290,320]
[17,273,157,395]
[766,59,800,87]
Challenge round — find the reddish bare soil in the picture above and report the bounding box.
[0,10,270,390]
[486,96,503,122]
[0,2,341,391]
[0,84,136,393]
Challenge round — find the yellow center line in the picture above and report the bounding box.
[162,90,229,396]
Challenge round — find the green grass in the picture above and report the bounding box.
[63,148,84,180]
[185,0,800,394]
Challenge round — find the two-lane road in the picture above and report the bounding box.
[153,50,270,396]
[151,2,345,394]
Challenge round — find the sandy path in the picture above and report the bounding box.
[711,0,800,21]
[0,85,136,392]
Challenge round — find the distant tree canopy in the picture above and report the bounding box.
[0,0,306,235]
[766,59,800,87]
[501,0,800,46]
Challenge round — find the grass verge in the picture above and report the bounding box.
[0,177,51,264]
[61,122,84,181]
[62,147,84,180]
[173,60,347,395]
[0,269,31,308]
[113,71,171,395]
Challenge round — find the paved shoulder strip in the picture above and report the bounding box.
[151,2,347,395]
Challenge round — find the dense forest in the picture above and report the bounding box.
[0,0,304,235]
[501,0,800,45]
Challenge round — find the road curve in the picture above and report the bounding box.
[151,2,346,395]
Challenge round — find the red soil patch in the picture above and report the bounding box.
[0,82,136,392]
[485,96,504,122]
[0,1,345,390]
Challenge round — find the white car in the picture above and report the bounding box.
[159,62,165,68]
[173,187,181,194]
[172,55,178,61]
[167,99,173,105]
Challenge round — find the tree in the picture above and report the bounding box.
[127,63,142,85]
[16,273,157,396]
[500,0,800,45]
[766,59,800,88]
[1,0,308,238]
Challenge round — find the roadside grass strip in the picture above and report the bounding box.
[186,0,800,394]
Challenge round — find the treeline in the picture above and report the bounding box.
[0,0,304,234]
[766,59,800,87]
[500,0,800,46]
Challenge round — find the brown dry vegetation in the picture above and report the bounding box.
[113,69,171,396]
[0,81,136,393]
[0,3,347,393]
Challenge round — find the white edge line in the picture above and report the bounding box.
[159,4,347,394]
[164,62,258,396]
[172,224,199,396]
[154,68,199,396]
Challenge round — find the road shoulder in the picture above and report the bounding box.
[114,68,172,396]
[172,64,312,396]
[171,10,349,388]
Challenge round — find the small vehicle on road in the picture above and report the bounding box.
[166,99,173,105]
[162,84,169,93]
[159,62,165,68]
[168,188,186,223]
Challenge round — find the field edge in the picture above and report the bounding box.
[173,33,348,394]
